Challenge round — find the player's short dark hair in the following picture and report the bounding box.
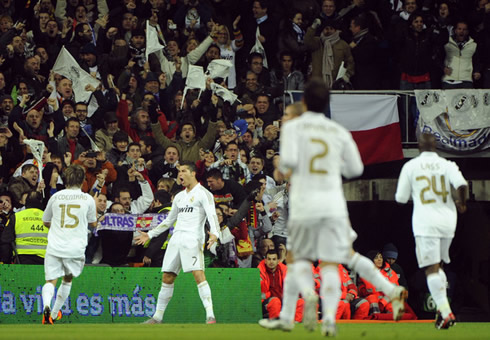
[303,77,329,112]
[206,168,223,180]
[179,161,196,173]
[63,164,86,188]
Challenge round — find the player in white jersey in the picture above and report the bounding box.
[395,133,467,329]
[135,161,220,324]
[259,78,407,337]
[40,164,97,324]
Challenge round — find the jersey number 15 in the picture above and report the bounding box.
[59,204,80,228]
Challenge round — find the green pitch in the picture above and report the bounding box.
[1,323,489,340]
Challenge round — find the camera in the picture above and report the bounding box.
[86,150,99,158]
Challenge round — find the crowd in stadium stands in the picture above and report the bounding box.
[0,0,487,319]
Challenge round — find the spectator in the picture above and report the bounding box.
[99,202,133,267]
[382,243,408,288]
[270,51,305,107]
[210,141,251,185]
[73,150,117,195]
[113,172,153,214]
[349,14,381,90]
[259,249,304,322]
[396,12,440,90]
[54,117,85,161]
[0,191,46,264]
[95,111,121,153]
[442,20,481,89]
[205,168,247,209]
[278,11,308,73]
[305,20,355,88]
[216,18,243,89]
[106,130,131,167]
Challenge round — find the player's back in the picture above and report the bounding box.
[43,188,96,258]
[396,151,467,236]
[280,112,363,220]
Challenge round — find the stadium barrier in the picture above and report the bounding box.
[0,265,261,324]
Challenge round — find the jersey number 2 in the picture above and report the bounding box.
[309,139,329,174]
[59,204,81,228]
[416,175,449,204]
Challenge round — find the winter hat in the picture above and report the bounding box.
[382,243,399,260]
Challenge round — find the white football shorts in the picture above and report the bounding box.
[415,236,452,268]
[44,253,85,281]
[161,232,205,274]
[287,216,357,264]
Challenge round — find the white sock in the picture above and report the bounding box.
[42,283,55,309]
[294,260,315,298]
[51,281,72,319]
[279,263,300,323]
[427,273,452,318]
[197,281,215,319]
[153,282,174,322]
[320,265,341,324]
[439,268,448,289]
[348,252,395,296]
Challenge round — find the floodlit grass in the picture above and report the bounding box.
[1,322,489,339]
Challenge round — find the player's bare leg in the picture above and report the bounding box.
[193,270,216,324]
[347,251,407,321]
[426,263,455,329]
[144,272,177,324]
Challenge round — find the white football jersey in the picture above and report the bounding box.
[279,111,364,220]
[43,188,97,258]
[149,183,220,245]
[395,151,467,237]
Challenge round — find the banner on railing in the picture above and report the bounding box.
[97,212,169,232]
[415,89,490,152]
[416,89,490,130]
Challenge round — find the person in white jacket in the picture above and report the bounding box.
[442,20,481,89]
[157,24,220,86]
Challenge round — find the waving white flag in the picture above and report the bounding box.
[52,46,100,102]
[146,21,165,60]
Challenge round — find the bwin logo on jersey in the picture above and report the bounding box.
[179,205,194,213]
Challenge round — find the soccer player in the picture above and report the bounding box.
[395,133,467,329]
[135,161,220,324]
[259,78,407,336]
[41,164,97,324]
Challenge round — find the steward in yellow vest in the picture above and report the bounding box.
[0,192,47,264]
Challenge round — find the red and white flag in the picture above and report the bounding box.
[330,94,403,165]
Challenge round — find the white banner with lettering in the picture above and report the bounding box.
[97,213,169,232]
[415,89,490,152]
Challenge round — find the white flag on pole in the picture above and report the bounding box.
[146,21,165,60]
[52,46,100,103]
[23,139,45,181]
